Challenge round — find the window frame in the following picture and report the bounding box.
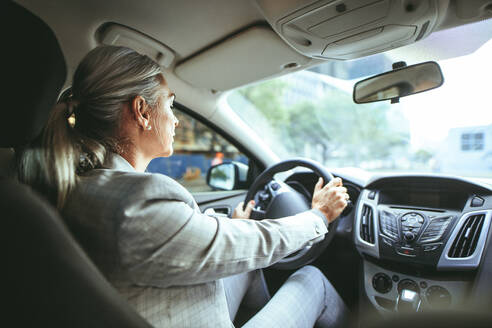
[172,102,265,190]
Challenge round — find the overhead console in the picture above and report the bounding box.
[255,0,447,59]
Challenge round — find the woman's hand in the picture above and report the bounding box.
[312,177,349,223]
[232,200,255,219]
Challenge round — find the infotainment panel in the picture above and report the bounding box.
[355,177,492,271]
[376,205,460,266]
[354,177,492,314]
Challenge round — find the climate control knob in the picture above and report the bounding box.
[373,273,392,294]
[426,286,451,308]
[398,279,420,295]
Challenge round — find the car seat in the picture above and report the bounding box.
[1,2,151,327]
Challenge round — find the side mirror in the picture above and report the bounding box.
[206,161,248,191]
[353,61,444,104]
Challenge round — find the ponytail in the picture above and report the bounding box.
[18,101,83,208]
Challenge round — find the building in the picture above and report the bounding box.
[434,125,492,176]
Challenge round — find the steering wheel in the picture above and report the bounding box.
[243,158,337,270]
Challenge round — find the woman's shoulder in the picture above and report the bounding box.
[124,171,192,201]
[77,168,195,206]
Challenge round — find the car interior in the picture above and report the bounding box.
[3,0,492,327]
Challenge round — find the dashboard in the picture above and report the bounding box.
[284,171,492,314]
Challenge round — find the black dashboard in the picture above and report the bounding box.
[353,176,492,312]
[356,176,492,268]
[284,171,492,313]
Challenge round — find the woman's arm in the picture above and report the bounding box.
[117,174,327,288]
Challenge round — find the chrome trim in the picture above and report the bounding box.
[354,190,380,259]
[395,289,422,312]
[437,210,492,270]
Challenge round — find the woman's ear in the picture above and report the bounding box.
[130,95,150,129]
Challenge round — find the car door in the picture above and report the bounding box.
[146,104,263,216]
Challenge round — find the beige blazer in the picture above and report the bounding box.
[63,154,328,327]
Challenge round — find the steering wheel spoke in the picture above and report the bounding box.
[250,207,266,220]
[244,158,337,270]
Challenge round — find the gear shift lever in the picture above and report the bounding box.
[396,289,421,312]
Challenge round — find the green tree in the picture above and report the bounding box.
[414,149,433,163]
[238,77,410,168]
[239,80,290,128]
[285,90,409,166]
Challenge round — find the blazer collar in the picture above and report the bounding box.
[104,153,136,173]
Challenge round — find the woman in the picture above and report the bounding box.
[19,46,350,327]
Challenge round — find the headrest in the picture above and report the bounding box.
[2,2,66,147]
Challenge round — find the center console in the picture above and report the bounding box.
[377,205,459,266]
[354,177,492,313]
[363,260,470,312]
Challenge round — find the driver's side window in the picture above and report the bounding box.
[147,108,249,192]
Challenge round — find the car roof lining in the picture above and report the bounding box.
[15,0,492,117]
[174,25,315,91]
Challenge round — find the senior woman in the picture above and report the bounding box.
[19,46,349,327]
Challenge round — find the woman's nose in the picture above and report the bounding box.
[174,116,179,127]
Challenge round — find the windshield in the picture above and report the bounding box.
[227,31,492,178]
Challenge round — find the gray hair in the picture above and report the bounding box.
[18,45,163,208]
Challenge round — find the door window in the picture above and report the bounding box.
[146,108,249,192]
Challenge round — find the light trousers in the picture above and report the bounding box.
[223,265,349,328]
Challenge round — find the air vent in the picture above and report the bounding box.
[448,214,485,258]
[360,205,375,244]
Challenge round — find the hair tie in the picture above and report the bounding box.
[59,87,77,128]
[66,99,78,128]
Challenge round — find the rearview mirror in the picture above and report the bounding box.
[353,61,444,104]
[206,161,248,191]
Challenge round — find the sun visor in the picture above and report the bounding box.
[175,26,311,91]
[98,23,175,68]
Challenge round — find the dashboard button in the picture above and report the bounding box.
[396,246,417,257]
[404,232,415,241]
[420,218,452,243]
[368,191,376,200]
[471,196,484,207]
[259,192,270,202]
[373,273,392,294]
[423,244,441,252]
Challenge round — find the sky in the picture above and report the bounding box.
[230,19,492,157]
[391,34,492,151]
